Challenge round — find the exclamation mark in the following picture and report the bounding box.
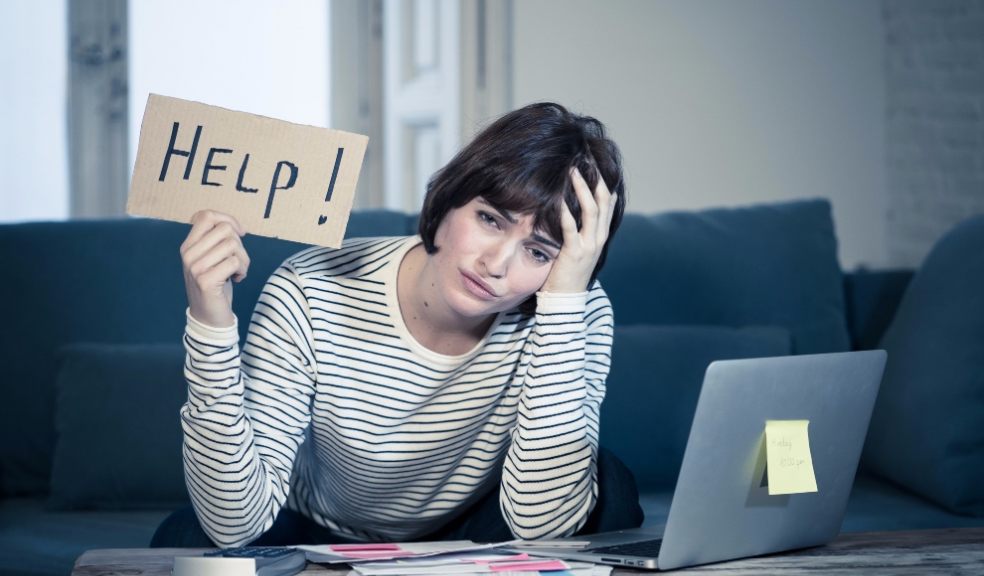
[318,148,345,225]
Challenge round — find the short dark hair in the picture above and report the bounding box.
[418,102,627,308]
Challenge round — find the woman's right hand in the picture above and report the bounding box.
[180,210,251,328]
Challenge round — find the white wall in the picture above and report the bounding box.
[0,0,68,223]
[512,0,886,269]
[883,0,984,268]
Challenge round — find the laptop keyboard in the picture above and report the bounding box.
[590,538,663,557]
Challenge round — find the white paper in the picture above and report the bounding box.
[353,558,599,576]
[299,540,500,564]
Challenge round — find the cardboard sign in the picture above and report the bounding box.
[127,94,368,247]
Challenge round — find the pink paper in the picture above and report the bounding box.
[489,559,568,572]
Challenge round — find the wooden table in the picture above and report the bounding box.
[73,527,984,575]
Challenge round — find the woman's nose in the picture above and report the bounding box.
[481,243,512,279]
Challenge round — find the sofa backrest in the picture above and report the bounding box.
[0,199,856,498]
[599,198,850,354]
[596,198,856,489]
[0,211,416,497]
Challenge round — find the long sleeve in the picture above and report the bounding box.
[180,262,318,548]
[500,281,613,539]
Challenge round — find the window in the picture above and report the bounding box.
[0,0,68,223]
[128,0,331,171]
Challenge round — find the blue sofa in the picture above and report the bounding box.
[1,199,982,575]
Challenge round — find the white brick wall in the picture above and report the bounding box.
[884,0,984,267]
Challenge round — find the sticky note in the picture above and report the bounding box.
[765,419,818,495]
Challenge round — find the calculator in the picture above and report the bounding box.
[201,546,307,576]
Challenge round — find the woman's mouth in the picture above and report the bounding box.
[460,271,498,300]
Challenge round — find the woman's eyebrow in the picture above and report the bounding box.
[532,233,562,251]
[477,198,518,224]
[476,198,559,249]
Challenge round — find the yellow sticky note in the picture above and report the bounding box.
[765,420,818,495]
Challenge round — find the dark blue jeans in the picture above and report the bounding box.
[150,447,643,547]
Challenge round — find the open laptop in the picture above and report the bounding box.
[508,350,886,570]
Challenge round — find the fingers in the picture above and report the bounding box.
[196,256,244,295]
[559,198,579,245]
[570,167,617,247]
[188,232,250,283]
[181,210,250,284]
[182,210,245,253]
[570,168,599,242]
[593,174,615,245]
[193,209,245,235]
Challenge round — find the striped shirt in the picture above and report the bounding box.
[181,236,613,547]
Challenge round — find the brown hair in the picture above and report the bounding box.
[418,102,627,312]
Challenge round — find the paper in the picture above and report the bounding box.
[765,419,819,495]
[301,540,611,575]
[488,559,568,572]
[352,554,569,575]
[128,94,368,248]
[331,544,403,552]
[299,540,500,564]
[351,554,591,576]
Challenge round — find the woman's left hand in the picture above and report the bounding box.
[540,167,618,294]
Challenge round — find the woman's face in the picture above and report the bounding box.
[430,196,561,319]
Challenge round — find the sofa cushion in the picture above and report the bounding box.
[599,199,849,354]
[863,215,984,517]
[48,343,188,510]
[0,211,414,497]
[600,324,791,491]
[842,473,984,533]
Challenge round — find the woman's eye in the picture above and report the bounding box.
[478,211,499,228]
[529,248,551,264]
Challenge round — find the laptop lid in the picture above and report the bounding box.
[505,350,885,571]
[657,350,886,569]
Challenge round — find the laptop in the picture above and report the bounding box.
[508,350,886,570]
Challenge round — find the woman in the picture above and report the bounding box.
[152,102,642,548]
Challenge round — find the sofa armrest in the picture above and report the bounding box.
[843,269,914,351]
